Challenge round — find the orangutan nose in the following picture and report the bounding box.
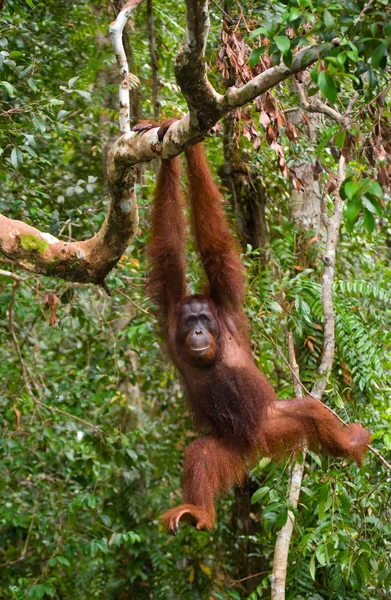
[195,329,202,335]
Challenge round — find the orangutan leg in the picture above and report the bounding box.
[263,398,370,466]
[162,435,251,535]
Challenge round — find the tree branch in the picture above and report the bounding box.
[0,1,143,283]
[0,1,338,283]
[312,155,346,398]
[271,333,306,600]
[271,160,346,599]
[109,0,144,134]
[293,79,349,127]
[270,148,391,598]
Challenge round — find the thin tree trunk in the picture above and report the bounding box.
[147,0,159,120]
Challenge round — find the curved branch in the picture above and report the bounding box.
[0,1,143,283]
[0,162,138,283]
[1,0,333,283]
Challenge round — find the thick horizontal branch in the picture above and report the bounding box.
[0,162,139,284]
[0,1,143,284]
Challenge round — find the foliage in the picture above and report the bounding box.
[1,1,390,599]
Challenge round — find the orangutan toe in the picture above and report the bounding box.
[161,504,215,534]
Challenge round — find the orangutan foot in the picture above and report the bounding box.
[347,423,371,467]
[161,504,215,535]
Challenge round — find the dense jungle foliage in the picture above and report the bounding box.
[0,0,390,599]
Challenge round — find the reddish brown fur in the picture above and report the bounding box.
[147,155,187,322]
[140,122,371,534]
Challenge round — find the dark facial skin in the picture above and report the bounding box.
[179,299,219,364]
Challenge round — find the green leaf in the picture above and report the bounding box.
[9,587,24,600]
[324,10,335,29]
[25,0,33,6]
[309,553,316,580]
[274,35,291,54]
[249,47,264,67]
[318,71,337,103]
[11,147,23,168]
[310,66,318,83]
[337,52,347,67]
[75,89,91,101]
[362,196,382,216]
[276,505,289,530]
[372,43,387,68]
[368,68,378,88]
[340,180,359,200]
[347,50,358,63]
[345,197,362,223]
[249,26,267,39]
[363,208,375,233]
[27,78,38,91]
[289,7,301,21]
[251,486,270,504]
[68,75,79,88]
[334,130,346,149]
[367,180,383,198]
[316,544,328,566]
[0,80,17,96]
[283,50,292,67]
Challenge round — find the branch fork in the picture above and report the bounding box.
[0,2,347,284]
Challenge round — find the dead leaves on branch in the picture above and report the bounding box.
[44,293,61,326]
[217,19,391,204]
[217,21,304,189]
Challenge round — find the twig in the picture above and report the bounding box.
[209,0,231,20]
[34,399,103,435]
[259,320,311,397]
[354,0,374,25]
[234,0,251,33]
[0,268,25,281]
[117,288,152,316]
[367,444,391,472]
[147,0,159,120]
[230,569,271,585]
[294,79,348,127]
[8,282,38,400]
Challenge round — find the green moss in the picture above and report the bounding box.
[20,234,49,255]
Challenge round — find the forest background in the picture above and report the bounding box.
[0,0,390,599]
